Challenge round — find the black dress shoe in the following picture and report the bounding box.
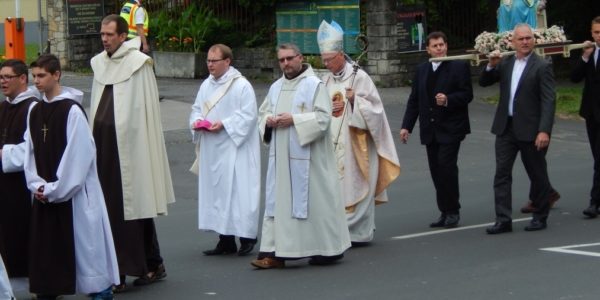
[486,222,512,234]
[237,243,255,256]
[429,215,446,228]
[308,254,344,266]
[583,205,598,218]
[444,214,460,228]
[524,219,547,231]
[203,245,237,256]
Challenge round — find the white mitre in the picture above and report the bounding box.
[317,20,344,53]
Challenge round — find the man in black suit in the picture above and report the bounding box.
[571,16,600,218]
[400,31,473,229]
[480,24,555,233]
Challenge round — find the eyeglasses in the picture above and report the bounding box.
[206,58,225,64]
[0,74,20,81]
[321,53,340,65]
[278,54,299,63]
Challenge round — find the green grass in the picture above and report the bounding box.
[483,87,582,118]
[0,44,43,64]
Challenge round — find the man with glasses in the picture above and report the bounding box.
[251,43,351,269]
[90,14,175,291]
[0,59,39,283]
[317,20,400,244]
[189,44,261,257]
[480,24,556,233]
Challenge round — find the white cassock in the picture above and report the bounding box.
[1,87,39,173]
[23,87,119,294]
[322,62,400,242]
[189,66,261,238]
[258,65,351,257]
[0,255,13,300]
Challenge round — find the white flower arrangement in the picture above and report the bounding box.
[474,25,567,55]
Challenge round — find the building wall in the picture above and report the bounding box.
[1,0,46,46]
[0,0,40,21]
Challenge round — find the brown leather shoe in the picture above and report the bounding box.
[251,257,285,269]
[520,201,535,214]
[520,191,561,213]
[549,191,561,207]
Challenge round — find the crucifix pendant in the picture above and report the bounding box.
[42,124,49,143]
[298,103,306,113]
[1,128,7,144]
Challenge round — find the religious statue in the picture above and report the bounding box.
[497,0,547,32]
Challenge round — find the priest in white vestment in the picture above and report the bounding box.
[24,54,119,298]
[251,43,351,269]
[318,21,401,243]
[189,44,261,256]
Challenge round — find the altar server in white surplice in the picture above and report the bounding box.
[189,44,261,257]
[250,43,351,269]
[318,20,400,244]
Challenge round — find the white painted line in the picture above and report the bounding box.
[540,242,600,257]
[390,217,532,240]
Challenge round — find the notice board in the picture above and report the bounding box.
[67,0,105,36]
[276,0,360,54]
[396,4,427,53]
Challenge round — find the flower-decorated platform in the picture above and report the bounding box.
[430,26,585,66]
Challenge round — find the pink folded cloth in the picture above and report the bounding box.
[193,119,212,131]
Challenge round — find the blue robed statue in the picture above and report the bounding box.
[498,0,547,32]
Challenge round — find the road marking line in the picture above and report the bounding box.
[390,217,532,240]
[540,242,600,257]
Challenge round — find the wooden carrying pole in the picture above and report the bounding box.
[429,43,585,66]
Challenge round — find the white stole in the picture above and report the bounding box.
[265,76,320,219]
[189,74,243,175]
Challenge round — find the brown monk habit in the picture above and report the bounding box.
[0,97,35,277]
[27,100,79,295]
[93,84,161,277]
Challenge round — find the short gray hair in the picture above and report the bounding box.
[277,43,302,55]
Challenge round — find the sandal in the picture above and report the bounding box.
[112,275,126,293]
[133,264,166,286]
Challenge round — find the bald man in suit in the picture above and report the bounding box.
[480,24,556,234]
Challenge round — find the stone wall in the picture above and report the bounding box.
[47,0,102,70]
[363,0,405,87]
[232,47,278,80]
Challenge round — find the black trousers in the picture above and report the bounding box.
[425,141,461,214]
[586,119,600,206]
[494,124,551,222]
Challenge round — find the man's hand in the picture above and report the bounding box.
[535,132,550,151]
[400,129,410,144]
[34,185,48,203]
[435,93,448,106]
[332,100,344,115]
[345,87,355,104]
[207,120,224,132]
[582,40,595,60]
[274,113,294,128]
[487,50,502,68]
[266,116,277,128]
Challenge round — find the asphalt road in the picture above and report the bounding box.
[12,73,600,300]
